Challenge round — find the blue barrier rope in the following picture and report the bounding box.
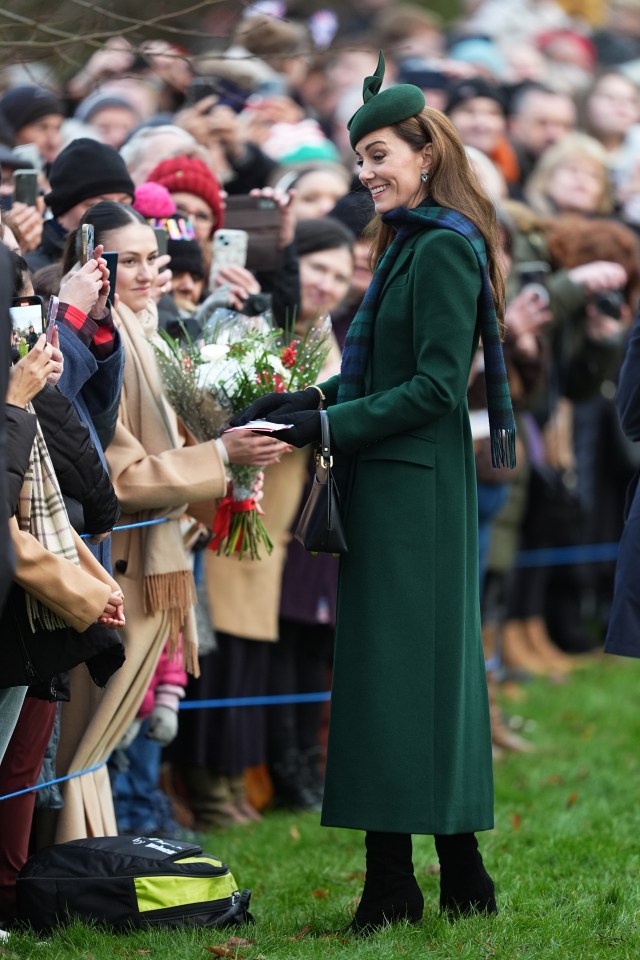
[81,517,169,539]
[82,516,621,566]
[0,762,106,802]
[180,691,332,710]
[515,542,619,567]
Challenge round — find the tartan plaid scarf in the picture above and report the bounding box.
[17,405,80,632]
[337,201,516,468]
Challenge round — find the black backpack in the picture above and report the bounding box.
[16,835,253,932]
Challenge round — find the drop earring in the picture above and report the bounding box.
[420,170,429,183]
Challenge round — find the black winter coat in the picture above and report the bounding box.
[32,385,120,536]
[1,386,123,692]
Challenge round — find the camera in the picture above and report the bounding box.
[592,289,624,320]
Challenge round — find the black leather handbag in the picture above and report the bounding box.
[294,410,347,556]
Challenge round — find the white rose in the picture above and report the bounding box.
[200,343,230,362]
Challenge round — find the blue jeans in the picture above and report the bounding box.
[111,719,163,835]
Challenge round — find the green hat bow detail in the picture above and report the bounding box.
[347,49,427,149]
[363,50,385,103]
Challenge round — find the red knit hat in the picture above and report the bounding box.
[145,156,224,233]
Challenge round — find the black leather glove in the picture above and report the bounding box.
[230,387,321,427]
[264,410,322,447]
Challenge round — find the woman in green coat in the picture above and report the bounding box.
[231,53,516,932]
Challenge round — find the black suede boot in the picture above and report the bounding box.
[434,833,497,916]
[348,831,424,934]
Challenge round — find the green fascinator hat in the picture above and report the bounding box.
[347,51,426,150]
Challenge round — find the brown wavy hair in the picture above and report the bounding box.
[366,107,506,336]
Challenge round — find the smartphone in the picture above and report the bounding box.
[210,229,249,285]
[10,295,45,335]
[45,295,59,342]
[81,223,95,265]
[153,226,169,257]
[102,251,118,306]
[13,169,38,206]
[223,195,282,272]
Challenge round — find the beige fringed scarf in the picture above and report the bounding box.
[17,409,81,631]
[114,301,199,675]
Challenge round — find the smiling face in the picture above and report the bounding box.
[448,97,506,156]
[545,154,607,214]
[298,246,353,323]
[102,222,159,313]
[355,125,431,214]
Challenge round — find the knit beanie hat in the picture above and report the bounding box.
[445,77,507,117]
[348,51,425,150]
[167,237,206,279]
[145,156,224,231]
[0,85,64,134]
[133,181,177,219]
[44,138,135,217]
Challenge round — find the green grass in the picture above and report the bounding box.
[6,656,640,959]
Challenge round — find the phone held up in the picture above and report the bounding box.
[45,296,59,343]
[222,195,283,273]
[209,228,249,287]
[81,224,95,265]
[10,296,45,335]
[12,168,38,207]
[102,252,118,306]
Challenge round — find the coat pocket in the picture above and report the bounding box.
[359,431,435,467]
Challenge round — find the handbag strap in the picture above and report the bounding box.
[319,409,332,467]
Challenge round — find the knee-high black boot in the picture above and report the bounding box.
[349,831,424,933]
[434,833,497,915]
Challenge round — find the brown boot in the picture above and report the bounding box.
[523,617,579,673]
[227,773,262,823]
[184,768,235,832]
[500,619,550,676]
[487,672,535,754]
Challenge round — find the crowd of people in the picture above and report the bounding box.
[2,0,640,936]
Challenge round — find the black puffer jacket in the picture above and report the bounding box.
[32,385,120,535]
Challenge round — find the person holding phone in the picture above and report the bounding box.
[52,200,287,842]
[232,52,516,931]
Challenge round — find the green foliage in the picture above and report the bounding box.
[7,657,640,958]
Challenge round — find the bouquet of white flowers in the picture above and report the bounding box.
[156,310,330,559]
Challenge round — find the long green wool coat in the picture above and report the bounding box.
[318,226,494,835]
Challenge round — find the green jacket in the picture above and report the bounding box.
[318,227,493,835]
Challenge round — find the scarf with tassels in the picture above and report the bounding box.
[17,408,81,632]
[113,300,199,674]
[337,200,516,468]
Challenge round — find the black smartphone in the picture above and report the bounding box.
[102,251,118,306]
[153,227,169,257]
[81,223,95,265]
[10,295,45,335]
[223,195,282,273]
[12,168,38,206]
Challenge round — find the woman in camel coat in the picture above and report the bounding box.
[54,201,284,841]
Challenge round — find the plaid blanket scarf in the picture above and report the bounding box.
[17,405,80,632]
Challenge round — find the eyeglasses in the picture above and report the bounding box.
[176,207,214,225]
